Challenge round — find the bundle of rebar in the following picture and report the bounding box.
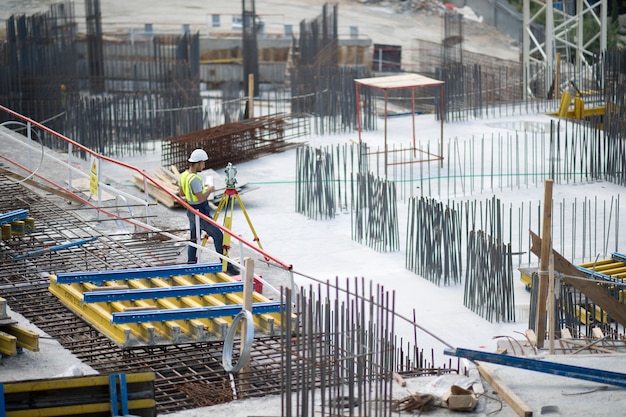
[352,172,399,252]
[464,230,515,323]
[295,146,336,219]
[162,115,305,172]
[405,196,462,286]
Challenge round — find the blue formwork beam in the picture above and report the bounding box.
[84,282,244,303]
[445,347,626,388]
[611,252,626,264]
[111,301,284,324]
[55,262,223,284]
[0,209,28,225]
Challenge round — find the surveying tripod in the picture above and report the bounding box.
[203,163,264,272]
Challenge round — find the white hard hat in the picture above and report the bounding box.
[188,149,208,163]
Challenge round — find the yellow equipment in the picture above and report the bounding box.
[204,163,264,272]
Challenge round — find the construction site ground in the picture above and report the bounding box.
[1,1,624,417]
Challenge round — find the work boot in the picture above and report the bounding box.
[226,263,238,276]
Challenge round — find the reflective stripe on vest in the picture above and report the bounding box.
[180,171,202,203]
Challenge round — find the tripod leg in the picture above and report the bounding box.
[221,195,236,271]
[213,193,229,222]
[235,194,264,251]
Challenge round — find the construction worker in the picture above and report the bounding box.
[179,148,226,266]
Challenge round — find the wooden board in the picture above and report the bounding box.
[476,361,533,417]
[530,231,626,327]
[132,175,179,208]
[69,177,115,201]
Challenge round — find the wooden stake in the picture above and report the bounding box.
[239,257,254,394]
[536,179,553,349]
[248,73,254,118]
[548,250,555,354]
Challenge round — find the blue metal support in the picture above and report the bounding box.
[13,236,98,260]
[611,252,626,263]
[112,301,284,324]
[445,347,626,388]
[575,264,625,285]
[83,282,244,303]
[0,209,28,225]
[109,373,135,417]
[0,383,5,417]
[55,262,222,284]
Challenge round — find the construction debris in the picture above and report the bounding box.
[443,385,478,411]
[392,393,438,413]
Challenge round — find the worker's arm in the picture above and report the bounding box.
[191,181,215,203]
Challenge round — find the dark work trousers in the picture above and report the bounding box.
[186,201,224,263]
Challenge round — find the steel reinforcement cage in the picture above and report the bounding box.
[161,115,308,173]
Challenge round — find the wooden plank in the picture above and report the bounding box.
[559,328,573,353]
[131,175,178,208]
[560,328,572,339]
[524,329,537,347]
[536,179,553,349]
[591,327,604,339]
[476,361,533,417]
[69,178,115,201]
[530,231,626,328]
[158,166,180,184]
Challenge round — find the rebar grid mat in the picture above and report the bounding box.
[0,172,291,413]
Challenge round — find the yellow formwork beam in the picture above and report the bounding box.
[578,259,619,269]
[109,280,183,342]
[82,282,158,345]
[598,266,626,277]
[196,273,283,333]
[170,275,231,336]
[558,91,572,117]
[575,304,609,325]
[49,278,131,346]
[3,372,155,417]
[125,278,206,340]
[577,259,626,278]
[1,324,39,351]
[4,371,154,392]
[50,269,289,344]
[148,277,221,340]
[124,299,181,343]
[0,330,17,356]
[5,399,156,417]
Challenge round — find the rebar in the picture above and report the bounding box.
[464,230,515,323]
[405,196,462,286]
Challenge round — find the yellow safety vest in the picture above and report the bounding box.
[180,171,202,203]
